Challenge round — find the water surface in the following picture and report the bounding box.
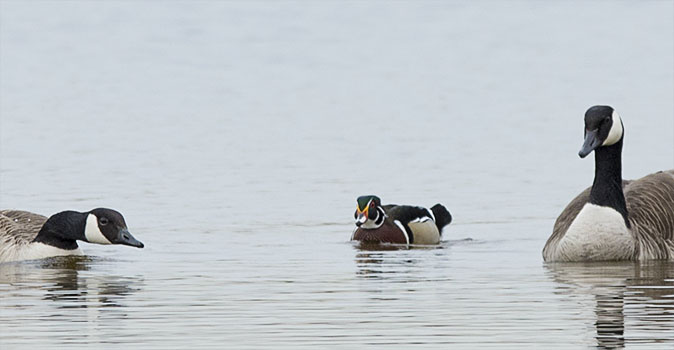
[1,1,673,349]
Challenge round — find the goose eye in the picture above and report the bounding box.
[99,217,109,226]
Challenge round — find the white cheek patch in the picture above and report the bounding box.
[85,214,112,245]
[603,110,623,146]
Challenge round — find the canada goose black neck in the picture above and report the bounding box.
[589,135,630,227]
[32,211,86,250]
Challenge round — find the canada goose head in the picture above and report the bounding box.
[354,195,382,228]
[84,208,144,248]
[33,208,144,250]
[578,105,624,158]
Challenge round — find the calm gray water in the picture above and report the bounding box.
[1,1,673,349]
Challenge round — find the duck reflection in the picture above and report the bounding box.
[352,242,444,279]
[0,255,143,310]
[545,261,674,349]
[354,250,412,279]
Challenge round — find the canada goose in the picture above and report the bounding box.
[543,106,674,262]
[351,195,452,245]
[0,208,144,263]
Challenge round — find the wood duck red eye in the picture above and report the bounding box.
[370,202,375,207]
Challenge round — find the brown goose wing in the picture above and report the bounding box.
[0,210,48,246]
[624,170,674,256]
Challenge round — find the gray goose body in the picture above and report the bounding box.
[0,208,144,263]
[543,106,674,262]
[543,171,674,261]
[0,210,62,262]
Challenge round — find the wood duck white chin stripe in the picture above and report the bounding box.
[543,105,674,262]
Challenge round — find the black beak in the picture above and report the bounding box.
[114,228,144,248]
[578,129,601,158]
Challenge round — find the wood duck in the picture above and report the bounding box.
[351,195,452,245]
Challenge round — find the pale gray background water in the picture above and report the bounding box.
[1,1,673,349]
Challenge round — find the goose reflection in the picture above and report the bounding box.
[0,256,143,309]
[545,261,674,349]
